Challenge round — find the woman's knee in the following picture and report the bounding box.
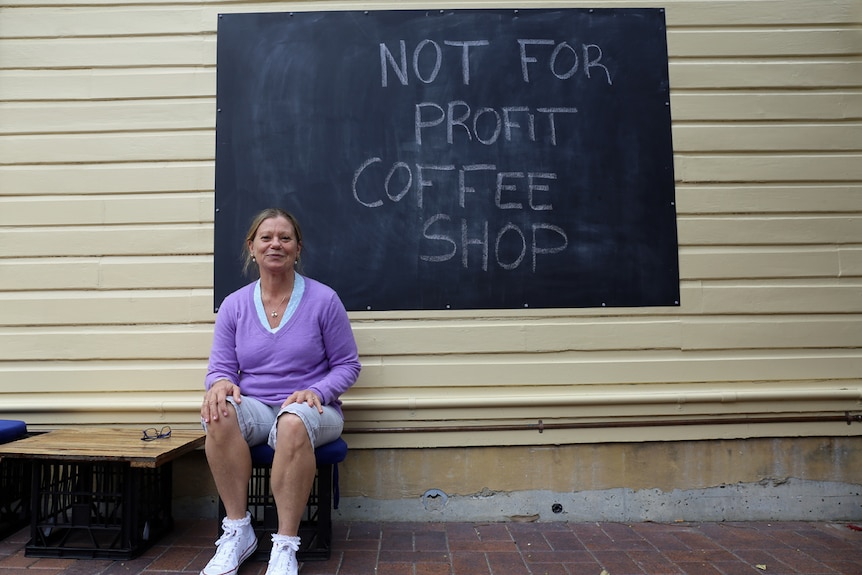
[204,404,242,440]
[274,413,312,451]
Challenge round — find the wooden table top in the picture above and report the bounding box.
[0,427,205,468]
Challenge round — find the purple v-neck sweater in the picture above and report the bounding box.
[205,278,361,415]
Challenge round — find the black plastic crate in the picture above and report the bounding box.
[0,458,31,540]
[219,462,335,561]
[26,459,172,559]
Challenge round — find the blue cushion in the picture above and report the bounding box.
[0,420,27,444]
[250,436,348,466]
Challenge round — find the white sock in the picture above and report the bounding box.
[223,510,252,527]
[271,533,300,549]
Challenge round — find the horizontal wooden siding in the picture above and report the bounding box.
[0,0,860,448]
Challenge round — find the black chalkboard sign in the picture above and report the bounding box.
[214,8,679,311]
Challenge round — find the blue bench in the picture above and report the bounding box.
[0,420,29,540]
[218,437,347,561]
[0,420,26,444]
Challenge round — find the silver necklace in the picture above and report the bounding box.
[265,292,289,318]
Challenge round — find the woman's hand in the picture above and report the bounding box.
[202,380,242,423]
[284,389,324,414]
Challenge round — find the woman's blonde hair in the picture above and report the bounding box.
[242,208,304,277]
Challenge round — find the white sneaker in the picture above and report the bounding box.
[200,512,258,575]
[265,534,300,575]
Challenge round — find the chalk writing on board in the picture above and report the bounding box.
[356,37,611,272]
[379,39,613,86]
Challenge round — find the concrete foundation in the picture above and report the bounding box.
[173,436,862,522]
[333,478,862,523]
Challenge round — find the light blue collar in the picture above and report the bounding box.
[254,274,305,332]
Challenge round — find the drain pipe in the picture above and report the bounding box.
[344,412,862,434]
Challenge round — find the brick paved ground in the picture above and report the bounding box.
[0,519,860,574]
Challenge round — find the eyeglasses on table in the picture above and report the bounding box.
[141,425,172,441]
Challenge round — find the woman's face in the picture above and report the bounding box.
[248,216,302,274]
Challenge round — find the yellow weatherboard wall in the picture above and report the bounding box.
[1,0,861,517]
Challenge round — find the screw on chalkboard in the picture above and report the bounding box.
[366,306,372,310]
